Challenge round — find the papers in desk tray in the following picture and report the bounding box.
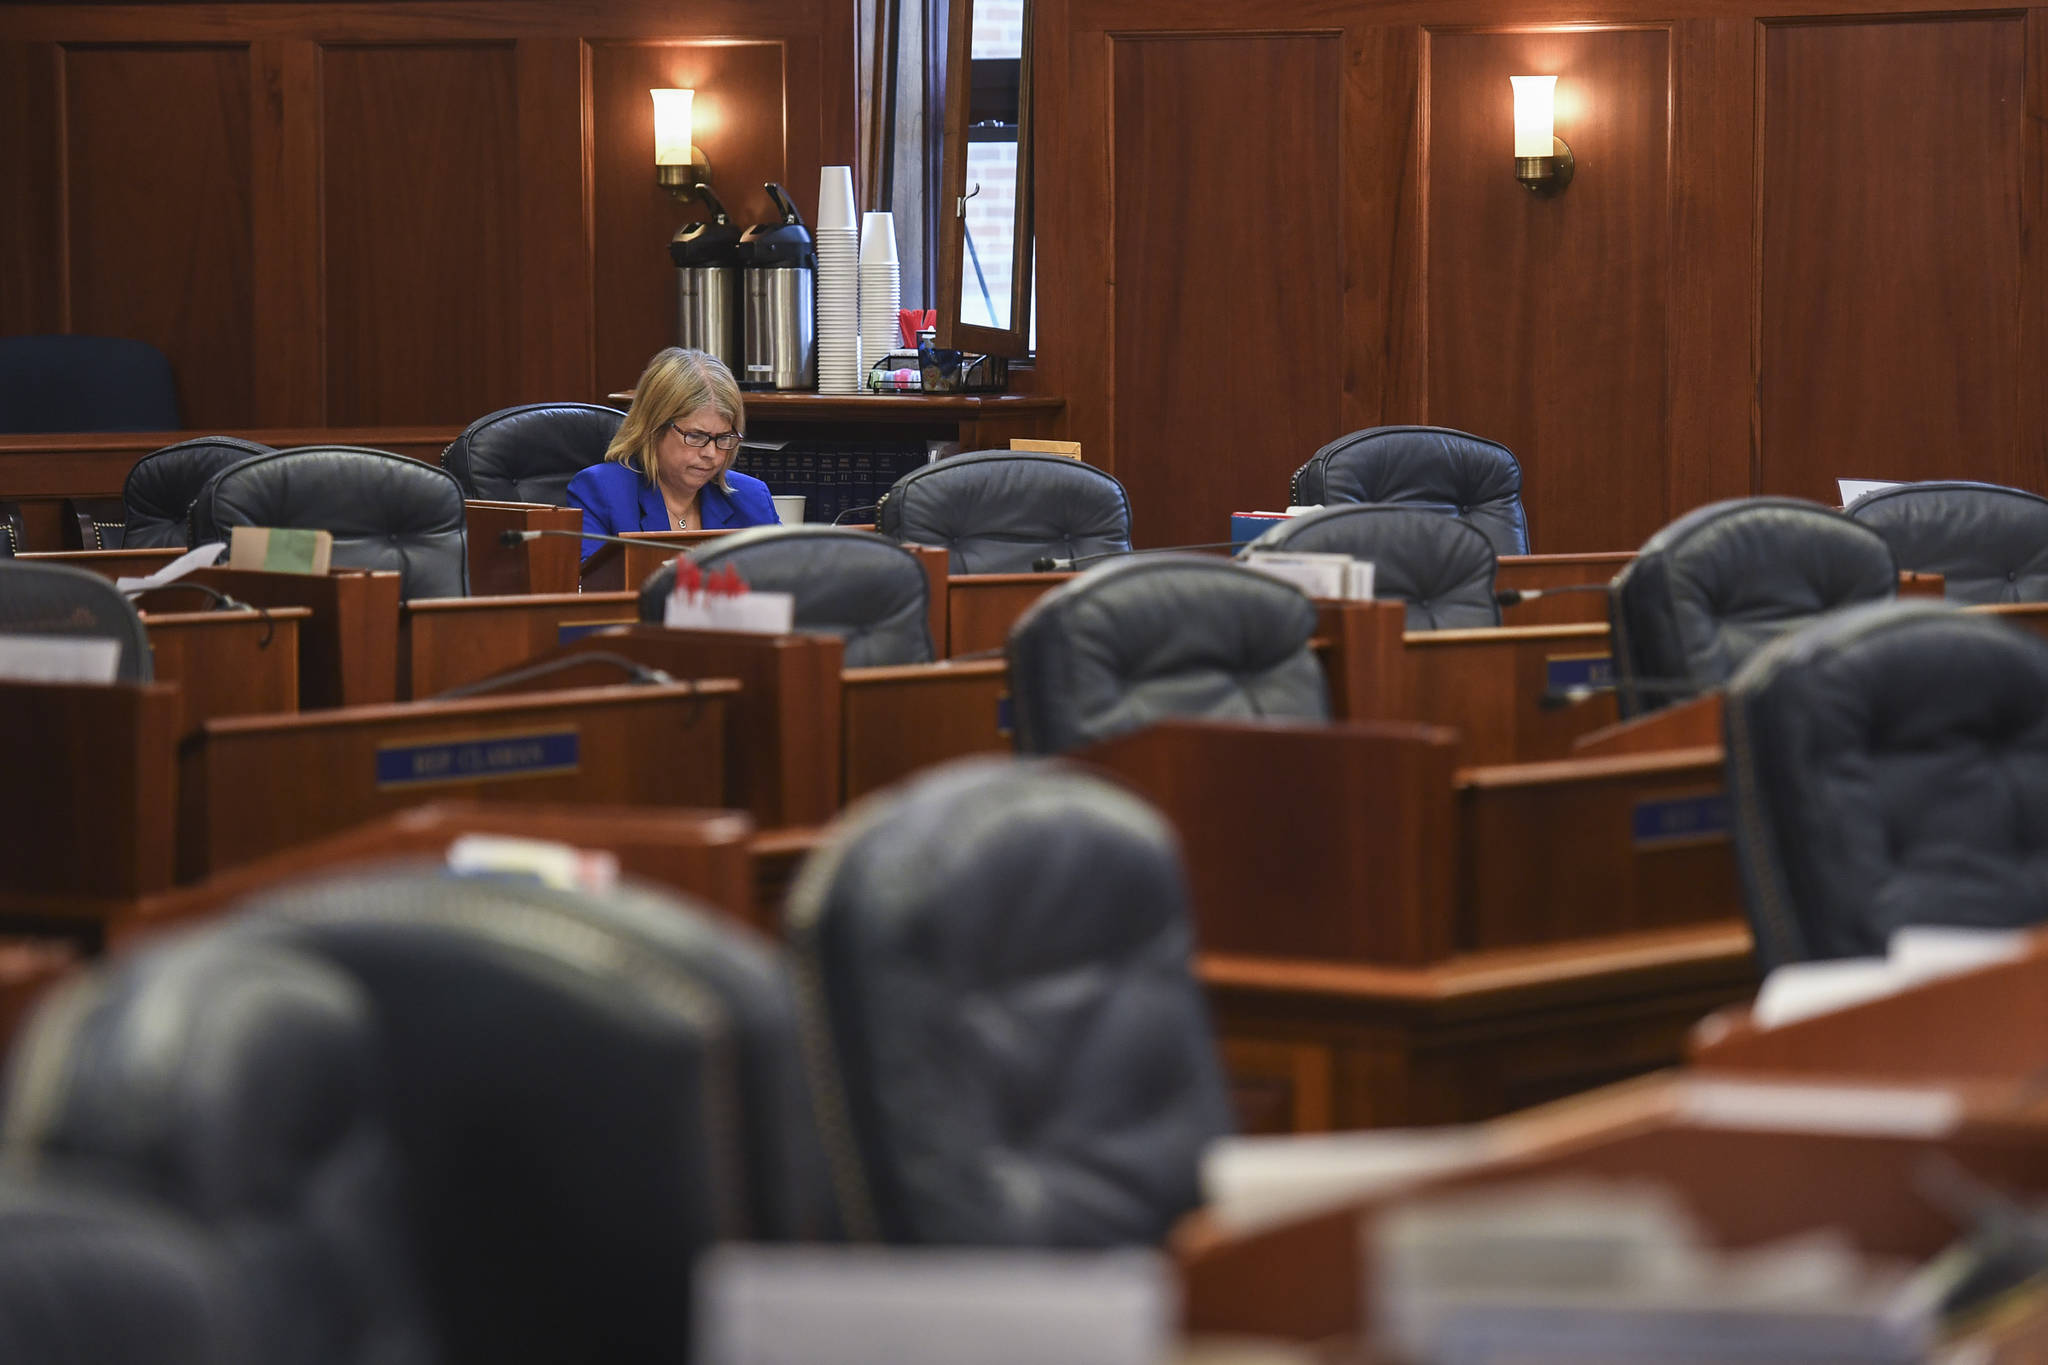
[695,1246,1171,1365]
[1373,1179,1930,1364]
[1239,550,1375,601]
[0,635,122,685]
[1201,1126,1501,1233]
[1838,477,1905,508]
[1752,926,2031,1030]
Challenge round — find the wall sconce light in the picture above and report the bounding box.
[652,88,712,198]
[1510,75,1573,196]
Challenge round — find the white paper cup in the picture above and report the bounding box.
[817,167,856,230]
[860,211,899,267]
[772,494,807,524]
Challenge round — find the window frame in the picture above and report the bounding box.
[935,0,1035,358]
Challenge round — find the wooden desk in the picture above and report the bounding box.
[117,801,762,941]
[1493,551,1631,625]
[401,593,641,699]
[0,937,80,1052]
[577,529,730,593]
[1317,599,1619,765]
[0,679,180,926]
[463,501,582,596]
[143,606,305,734]
[1178,1073,2048,1344]
[178,680,737,880]
[946,571,1069,655]
[18,546,188,580]
[159,566,402,709]
[841,659,1011,799]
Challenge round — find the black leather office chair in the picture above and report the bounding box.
[0,502,24,557]
[1608,497,1896,716]
[786,757,1233,1246]
[188,446,469,599]
[0,560,152,681]
[0,336,180,434]
[1723,602,2048,968]
[1289,426,1530,555]
[1242,503,1501,629]
[3,869,829,1365]
[1006,554,1329,755]
[121,438,274,549]
[1847,480,2048,606]
[0,1177,254,1365]
[876,450,1132,573]
[440,403,624,505]
[637,525,935,665]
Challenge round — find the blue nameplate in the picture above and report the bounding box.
[1632,792,1731,848]
[557,619,634,645]
[1545,653,1614,691]
[376,731,580,788]
[996,694,1014,738]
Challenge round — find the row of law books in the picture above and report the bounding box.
[733,441,948,526]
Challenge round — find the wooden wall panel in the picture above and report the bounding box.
[589,40,789,395]
[64,45,254,428]
[0,43,62,336]
[321,43,519,427]
[1424,27,1671,551]
[1109,33,1345,547]
[1759,16,2032,499]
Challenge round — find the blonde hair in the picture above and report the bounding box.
[606,347,746,491]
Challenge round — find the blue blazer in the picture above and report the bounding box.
[565,460,779,561]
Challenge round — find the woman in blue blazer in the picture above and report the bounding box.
[567,347,778,561]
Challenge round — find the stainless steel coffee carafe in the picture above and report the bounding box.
[670,186,743,369]
[736,183,816,391]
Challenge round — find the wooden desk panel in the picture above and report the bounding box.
[841,659,1011,800]
[463,501,582,596]
[0,680,180,918]
[0,937,79,1052]
[946,572,1068,656]
[143,607,305,734]
[1493,551,1631,625]
[179,681,736,880]
[451,625,844,828]
[119,801,762,940]
[18,546,186,579]
[1572,691,1724,756]
[1974,600,2048,641]
[181,566,401,709]
[577,529,729,593]
[401,593,640,699]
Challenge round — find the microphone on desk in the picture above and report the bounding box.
[1031,541,1248,572]
[121,580,277,648]
[1539,677,1707,710]
[1496,583,1612,608]
[431,650,678,701]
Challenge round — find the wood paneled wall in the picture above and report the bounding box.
[1035,0,2048,550]
[0,2,856,431]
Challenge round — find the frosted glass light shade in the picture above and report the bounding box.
[1510,76,1556,159]
[652,89,695,166]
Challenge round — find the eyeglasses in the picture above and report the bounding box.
[665,421,743,452]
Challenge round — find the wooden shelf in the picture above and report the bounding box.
[606,390,1064,421]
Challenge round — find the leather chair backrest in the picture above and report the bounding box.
[440,404,624,505]
[1,935,430,1365]
[876,450,1132,573]
[0,335,180,434]
[0,559,153,681]
[0,502,24,557]
[122,438,274,549]
[1006,554,1329,755]
[189,447,469,600]
[0,1177,255,1365]
[4,869,823,1365]
[1289,426,1530,555]
[1723,602,2048,968]
[1609,497,1897,716]
[1847,480,2048,605]
[637,525,934,665]
[1245,503,1501,629]
[785,757,1233,1246]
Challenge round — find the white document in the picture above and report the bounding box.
[114,540,226,595]
[1240,550,1374,601]
[1837,478,1903,509]
[695,1246,1172,1365]
[1752,925,2033,1029]
[0,635,122,685]
[1676,1078,1960,1139]
[1203,1127,1498,1233]
[664,590,796,635]
[445,834,619,895]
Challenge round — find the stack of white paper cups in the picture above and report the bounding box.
[859,211,903,379]
[815,167,861,394]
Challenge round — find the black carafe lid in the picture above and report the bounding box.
[670,185,744,267]
[736,182,816,270]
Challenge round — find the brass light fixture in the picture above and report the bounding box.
[1510,75,1573,196]
[652,88,712,198]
